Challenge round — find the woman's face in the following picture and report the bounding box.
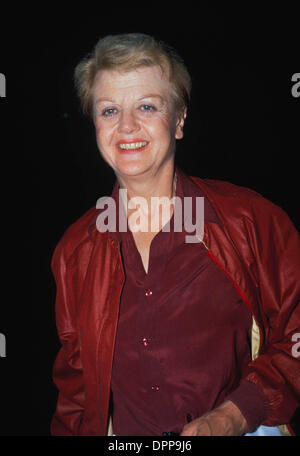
[92,65,185,180]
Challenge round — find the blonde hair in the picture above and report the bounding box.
[74,33,192,118]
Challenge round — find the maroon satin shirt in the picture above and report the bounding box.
[109,167,267,436]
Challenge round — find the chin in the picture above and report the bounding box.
[117,165,151,178]
[114,159,153,178]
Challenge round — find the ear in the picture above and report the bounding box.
[175,108,187,140]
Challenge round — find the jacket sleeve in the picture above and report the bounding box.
[50,238,85,436]
[231,199,300,428]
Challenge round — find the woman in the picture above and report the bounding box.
[51,33,300,436]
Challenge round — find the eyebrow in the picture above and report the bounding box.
[138,94,165,102]
[95,97,115,105]
[95,94,166,105]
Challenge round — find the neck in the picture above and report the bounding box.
[117,162,177,231]
[117,162,176,204]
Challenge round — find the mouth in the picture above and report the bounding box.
[116,140,149,153]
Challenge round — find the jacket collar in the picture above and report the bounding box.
[88,166,222,239]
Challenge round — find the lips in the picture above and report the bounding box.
[116,139,149,153]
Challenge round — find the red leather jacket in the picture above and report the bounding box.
[50,174,300,436]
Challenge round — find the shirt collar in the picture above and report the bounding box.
[175,166,221,225]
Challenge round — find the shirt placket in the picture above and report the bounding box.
[133,230,172,400]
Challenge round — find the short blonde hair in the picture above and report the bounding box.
[74,33,192,118]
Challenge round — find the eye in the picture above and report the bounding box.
[102,107,117,117]
[140,104,157,112]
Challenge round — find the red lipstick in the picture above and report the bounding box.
[116,138,147,144]
[116,139,149,154]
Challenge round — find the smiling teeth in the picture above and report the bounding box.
[119,142,148,150]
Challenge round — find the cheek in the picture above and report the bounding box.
[95,121,113,146]
[147,116,175,141]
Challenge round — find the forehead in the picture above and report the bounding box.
[92,66,172,101]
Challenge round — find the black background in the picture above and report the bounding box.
[0,4,299,436]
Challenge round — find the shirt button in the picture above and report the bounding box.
[145,289,153,297]
[142,337,149,346]
[186,413,192,423]
[151,385,160,391]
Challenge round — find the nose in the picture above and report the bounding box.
[117,109,139,134]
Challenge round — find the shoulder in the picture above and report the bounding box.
[192,176,263,201]
[190,175,292,227]
[52,206,101,267]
